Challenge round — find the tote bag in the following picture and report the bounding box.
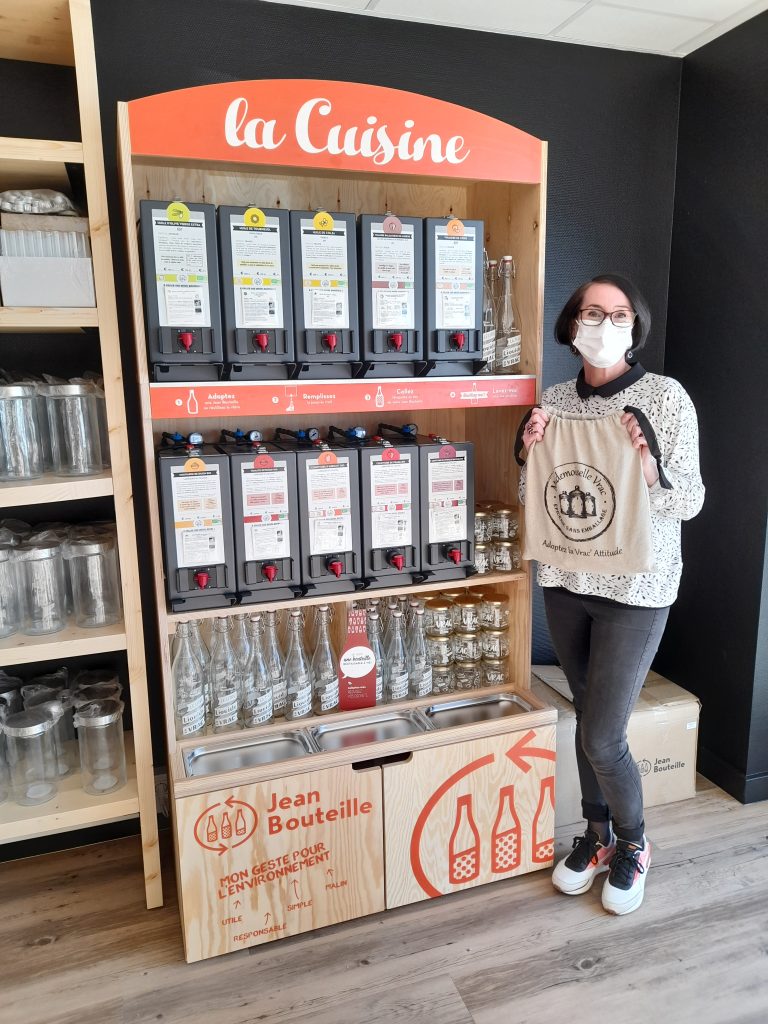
[522,409,654,574]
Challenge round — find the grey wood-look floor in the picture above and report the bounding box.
[2,777,767,1024]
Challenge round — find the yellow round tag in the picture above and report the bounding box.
[313,211,335,231]
[166,201,191,222]
[244,207,266,228]
[183,457,205,473]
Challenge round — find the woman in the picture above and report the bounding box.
[517,273,704,915]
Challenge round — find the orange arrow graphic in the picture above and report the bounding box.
[505,730,556,774]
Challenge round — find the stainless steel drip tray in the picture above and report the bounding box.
[310,710,431,752]
[423,693,533,730]
[184,731,318,778]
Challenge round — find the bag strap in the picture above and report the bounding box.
[624,405,672,489]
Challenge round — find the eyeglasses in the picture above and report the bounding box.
[579,308,637,328]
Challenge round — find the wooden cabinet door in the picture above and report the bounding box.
[175,763,384,961]
[383,725,556,909]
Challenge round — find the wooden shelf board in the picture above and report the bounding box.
[149,375,537,421]
[0,0,74,66]
[0,619,127,668]
[0,733,138,844]
[165,570,526,629]
[0,137,83,164]
[0,307,98,331]
[0,470,113,508]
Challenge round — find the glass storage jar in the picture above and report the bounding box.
[3,708,58,805]
[64,536,123,628]
[0,384,46,480]
[42,383,104,476]
[74,698,127,795]
[491,505,518,541]
[16,543,67,635]
[473,543,490,575]
[452,593,483,632]
[0,546,20,638]
[431,664,455,694]
[481,591,511,629]
[492,539,521,573]
[473,510,492,543]
[452,630,482,663]
[483,657,510,687]
[423,598,453,637]
[426,633,453,667]
[454,660,482,691]
[481,627,511,660]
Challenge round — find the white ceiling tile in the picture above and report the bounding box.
[373,0,589,36]
[605,0,755,20]
[554,4,713,52]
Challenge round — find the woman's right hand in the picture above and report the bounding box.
[523,408,550,451]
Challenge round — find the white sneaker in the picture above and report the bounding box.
[602,837,652,915]
[552,828,616,896]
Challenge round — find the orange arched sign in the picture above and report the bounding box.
[126,79,543,184]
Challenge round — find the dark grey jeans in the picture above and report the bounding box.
[543,586,670,844]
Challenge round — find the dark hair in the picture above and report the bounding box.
[554,273,651,357]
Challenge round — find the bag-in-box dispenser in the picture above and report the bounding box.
[290,210,360,378]
[157,433,236,611]
[217,429,302,603]
[424,217,485,376]
[217,206,296,380]
[140,201,224,381]
[358,213,423,377]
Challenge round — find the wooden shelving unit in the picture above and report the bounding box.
[0,0,161,909]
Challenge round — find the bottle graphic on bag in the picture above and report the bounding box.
[532,776,556,863]
[491,785,522,873]
[449,794,481,884]
[186,388,199,415]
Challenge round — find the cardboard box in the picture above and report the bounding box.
[0,255,95,306]
[531,667,700,828]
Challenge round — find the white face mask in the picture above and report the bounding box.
[573,321,632,369]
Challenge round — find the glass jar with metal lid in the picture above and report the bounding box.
[423,597,453,636]
[452,630,482,663]
[492,539,521,573]
[474,543,491,575]
[491,505,518,541]
[481,591,511,629]
[426,633,453,666]
[483,658,509,687]
[64,535,123,628]
[431,664,455,694]
[482,628,511,661]
[2,708,58,805]
[0,546,20,639]
[455,660,482,691]
[0,384,46,480]
[452,593,483,632]
[474,510,492,544]
[41,382,105,476]
[16,543,67,635]
[74,698,127,795]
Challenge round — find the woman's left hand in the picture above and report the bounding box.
[621,411,659,487]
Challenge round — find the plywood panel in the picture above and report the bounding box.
[0,0,74,65]
[384,725,556,909]
[174,762,384,961]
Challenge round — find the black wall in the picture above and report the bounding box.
[656,12,768,802]
[89,0,681,670]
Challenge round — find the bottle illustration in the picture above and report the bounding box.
[221,812,232,840]
[187,388,199,415]
[206,815,218,844]
[491,785,522,873]
[532,776,556,863]
[375,385,385,409]
[235,809,247,836]
[286,393,295,413]
[448,794,481,885]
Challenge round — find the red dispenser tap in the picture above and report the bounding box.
[194,570,210,589]
[253,332,269,352]
[262,563,278,583]
[326,557,344,578]
[449,331,466,350]
[388,552,405,572]
[322,332,338,353]
[447,546,462,565]
[388,332,404,351]
[177,331,194,352]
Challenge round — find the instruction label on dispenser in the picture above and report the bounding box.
[240,460,291,561]
[371,223,415,330]
[369,452,413,549]
[230,214,285,330]
[152,210,212,328]
[300,219,349,329]
[427,450,468,544]
[306,456,353,555]
[171,465,225,566]
[434,225,476,330]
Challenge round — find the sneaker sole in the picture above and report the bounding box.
[603,852,652,915]
[553,864,609,896]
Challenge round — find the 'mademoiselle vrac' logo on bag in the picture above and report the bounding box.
[544,462,616,542]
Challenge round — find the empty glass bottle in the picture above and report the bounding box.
[209,617,242,733]
[407,607,433,699]
[172,621,206,740]
[242,616,274,728]
[231,613,251,667]
[496,256,522,374]
[383,597,399,651]
[385,609,409,704]
[311,604,340,715]
[263,609,287,718]
[366,610,385,706]
[189,619,211,726]
[284,609,313,721]
[481,249,497,373]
